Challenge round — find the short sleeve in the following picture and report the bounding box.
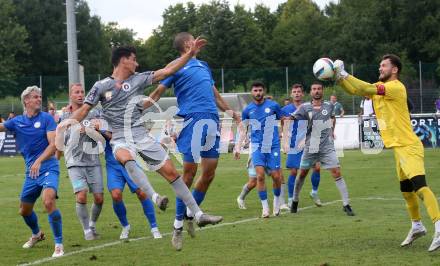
[84,83,102,107]
[201,61,215,85]
[160,74,176,89]
[45,114,57,132]
[293,105,307,120]
[330,103,336,117]
[338,103,344,111]
[242,108,249,120]
[138,71,155,88]
[3,117,16,131]
[274,103,284,120]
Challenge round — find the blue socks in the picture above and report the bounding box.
[288,174,296,198]
[311,171,321,193]
[141,199,157,229]
[258,190,268,201]
[192,189,206,205]
[23,211,40,235]
[48,209,63,244]
[175,189,206,221]
[273,188,281,197]
[112,200,129,227]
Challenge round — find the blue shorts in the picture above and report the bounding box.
[286,150,304,169]
[106,163,139,193]
[21,167,60,203]
[177,112,220,163]
[251,147,281,171]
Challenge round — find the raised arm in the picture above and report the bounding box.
[152,37,207,83]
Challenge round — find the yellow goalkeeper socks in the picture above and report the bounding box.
[416,187,440,223]
[402,192,421,221]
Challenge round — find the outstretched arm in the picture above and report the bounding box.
[152,37,207,83]
[334,60,379,96]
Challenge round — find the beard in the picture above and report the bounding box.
[252,95,263,101]
[379,72,392,82]
[312,94,322,100]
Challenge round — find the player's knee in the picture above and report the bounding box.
[256,174,265,182]
[75,190,87,204]
[93,193,104,205]
[331,168,341,178]
[111,189,123,202]
[43,198,55,212]
[313,165,321,172]
[400,179,414,192]
[135,189,147,201]
[290,169,298,176]
[19,205,32,216]
[249,178,257,188]
[410,175,427,192]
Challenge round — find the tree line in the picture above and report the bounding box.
[1,0,440,97]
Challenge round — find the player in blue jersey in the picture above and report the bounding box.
[100,127,162,240]
[282,84,322,207]
[145,32,240,250]
[234,81,284,218]
[0,86,64,257]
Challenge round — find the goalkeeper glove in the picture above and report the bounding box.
[333,59,349,81]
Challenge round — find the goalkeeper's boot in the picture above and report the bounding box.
[401,225,427,247]
[428,232,440,252]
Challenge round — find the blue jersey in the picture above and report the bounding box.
[160,58,218,117]
[282,103,307,149]
[242,99,284,150]
[4,112,58,173]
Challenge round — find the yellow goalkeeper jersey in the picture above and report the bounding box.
[369,80,419,147]
[343,76,420,147]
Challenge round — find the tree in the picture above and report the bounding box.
[0,0,29,97]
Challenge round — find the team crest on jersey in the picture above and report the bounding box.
[122,83,131,92]
[265,108,271,113]
[105,91,112,101]
[34,121,41,128]
[322,109,328,115]
[82,120,91,127]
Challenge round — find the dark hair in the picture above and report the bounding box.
[251,81,266,90]
[382,54,402,74]
[310,81,323,88]
[111,46,136,67]
[173,32,193,53]
[291,83,303,91]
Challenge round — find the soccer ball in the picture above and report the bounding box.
[313,58,335,81]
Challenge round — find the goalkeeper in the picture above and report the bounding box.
[334,54,440,252]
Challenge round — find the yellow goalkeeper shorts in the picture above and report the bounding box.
[393,141,426,181]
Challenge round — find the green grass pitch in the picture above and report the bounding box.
[1,149,439,265]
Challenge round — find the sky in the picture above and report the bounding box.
[86,0,334,40]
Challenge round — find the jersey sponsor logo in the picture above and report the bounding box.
[34,121,41,128]
[105,91,112,101]
[18,124,26,127]
[322,109,328,116]
[122,83,131,92]
[264,108,271,113]
[376,84,386,95]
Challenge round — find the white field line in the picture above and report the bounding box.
[17,196,409,266]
